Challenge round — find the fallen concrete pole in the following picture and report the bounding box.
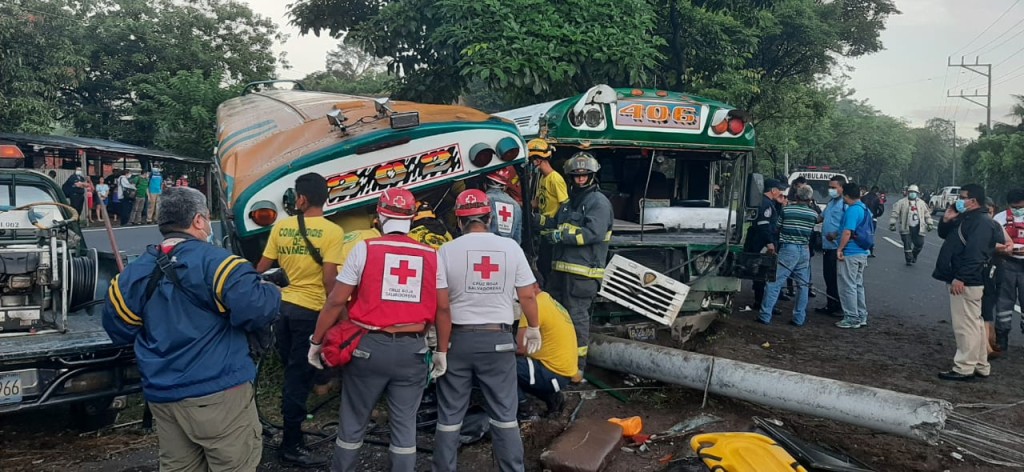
[588,334,952,444]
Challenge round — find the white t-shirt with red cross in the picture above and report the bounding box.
[338,239,448,288]
[437,231,536,325]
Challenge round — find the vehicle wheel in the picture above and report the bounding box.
[70,396,118,431]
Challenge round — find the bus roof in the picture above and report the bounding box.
[495,85,755,152]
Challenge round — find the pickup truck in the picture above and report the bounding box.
[0,169,140,430]
[929,186,959,214]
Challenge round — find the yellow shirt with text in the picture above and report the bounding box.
[519,292,579,378]
[537,172,569,220]
[262,216,345,311]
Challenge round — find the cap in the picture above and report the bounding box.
[764,179,787,191]
[907,184,920,193]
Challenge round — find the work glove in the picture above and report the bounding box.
[524,326,543,354]
[544,230,563,245]
[889,224,896,232]
[425,325,438,349]
[430,352,448,379]
[307,339,324,370]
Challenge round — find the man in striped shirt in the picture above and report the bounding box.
[758,185,821,326]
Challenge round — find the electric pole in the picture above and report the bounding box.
[952,121,957,185]
[947,56,992,132]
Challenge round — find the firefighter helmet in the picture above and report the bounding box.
[454,189,491,217]
[486,166,518,188]
[377,188,416,219]
[527,138,553,159]
[563,152,600,176]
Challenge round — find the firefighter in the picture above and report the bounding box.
[529,138,569,280]
[433,189,542,472]
[408,200,453,249]
[544,152,613,373]
[308,188,444,472]
[486,166,523,243]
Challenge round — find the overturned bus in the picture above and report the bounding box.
[214,81,524,260]
[496,85,764,342]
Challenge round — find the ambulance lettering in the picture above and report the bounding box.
[382,253,424,303]
[495,201,515,234]
[466,251,505,294]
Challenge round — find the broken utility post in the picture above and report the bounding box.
[588,335,952,444]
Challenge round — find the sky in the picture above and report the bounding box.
[245,0,1024,138]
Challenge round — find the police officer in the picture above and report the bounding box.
[745,179,787,310]
[103,187,281,471]
[308,188,443,472]
[256,173,344,467]
[433,189,542,472]
[545,152,613,373]
[486,166,523,243]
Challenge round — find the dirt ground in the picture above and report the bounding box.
[4,293,1024,472]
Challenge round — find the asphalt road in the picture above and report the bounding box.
[82,222,224,255]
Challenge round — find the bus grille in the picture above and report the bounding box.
[599,255,690,326]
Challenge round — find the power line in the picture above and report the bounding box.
[947,57,993,131]
[954,0,1021,55]
[964,10,1024,56]
[993,68,1024,87]
[996,42,1024,67]
[978,18,1024,54]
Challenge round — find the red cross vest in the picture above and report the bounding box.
[1006,210,1024,246]
[348,234,438,329]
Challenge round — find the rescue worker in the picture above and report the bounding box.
[408,200,453,249]
[516,283,578,419]
[433,189,542,472]
[744,179,787,311]
[308,188,444,472]
[994,188,1024,352]
[486,166,523,243]
[889,184,935,265]
[529,139,569,279]
[102,187,281,471]
[545,152,613,372]
[256,173,344,467]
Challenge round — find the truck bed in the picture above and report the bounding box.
[0,302,124,363]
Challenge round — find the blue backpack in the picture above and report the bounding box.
[852,202,876,250]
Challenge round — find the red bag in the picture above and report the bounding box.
[321,319,368,368]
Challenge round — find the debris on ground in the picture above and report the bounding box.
[541,418,624,472]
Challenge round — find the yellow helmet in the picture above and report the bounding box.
[527,138,553,159]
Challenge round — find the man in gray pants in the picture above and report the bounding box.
[993,189,1024,352]
[309,187,444,471]
[432,189,542,472]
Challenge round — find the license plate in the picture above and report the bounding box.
[627,324,657,342]
[0,373,22,406]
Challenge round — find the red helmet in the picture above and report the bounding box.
[486,166,518,188]
[377,188,416,219]
[454,189,491,217]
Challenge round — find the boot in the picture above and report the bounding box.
[997,330,1010,353]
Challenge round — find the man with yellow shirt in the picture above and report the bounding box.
[529,139,569,281]
[256,173,344,468]
[516,283,578,418]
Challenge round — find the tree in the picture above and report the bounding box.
[0,1,84,133]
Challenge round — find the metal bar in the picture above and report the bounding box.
[588,335,952,443]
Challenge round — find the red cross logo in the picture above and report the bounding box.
[473,256,500,280]
[498,205,512,222]
[390,259,418,285]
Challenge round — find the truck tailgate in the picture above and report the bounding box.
[0,303,127,363]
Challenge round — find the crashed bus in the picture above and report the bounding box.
[496,85,764,342]
[214,81,524,259]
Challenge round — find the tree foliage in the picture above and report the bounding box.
[959,96,1024,204]
[0,0,283,159]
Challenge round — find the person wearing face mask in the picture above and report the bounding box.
[62,167,89,218]
[992,189,1024,353]
[256,172,344,467]
[816,175,848,316]
[102,187,281,470]
[933,184,1004,381]
[744,178,788,311]
[889,184,935,265]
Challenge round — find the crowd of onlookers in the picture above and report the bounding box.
[55,166,208,226]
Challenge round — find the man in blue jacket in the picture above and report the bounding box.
[103,187,281,471]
